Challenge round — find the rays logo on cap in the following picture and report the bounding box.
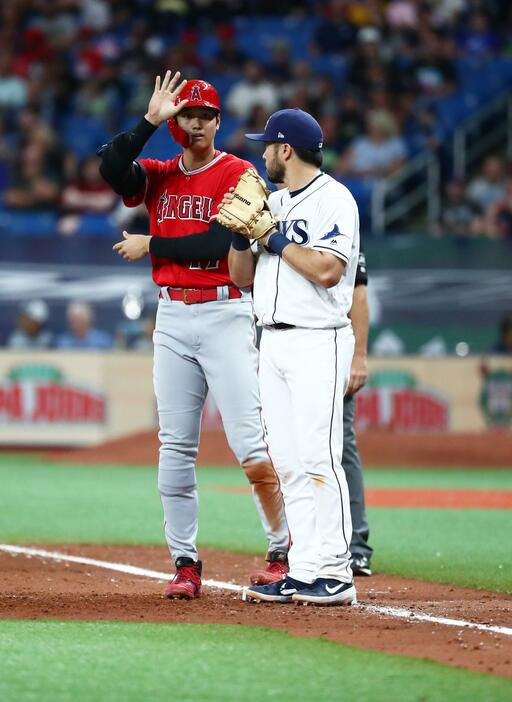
[190,84,202,101]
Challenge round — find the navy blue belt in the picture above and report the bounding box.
[264,323,296,330]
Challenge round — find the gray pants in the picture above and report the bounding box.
[154,294,289,563]
[343,393,372,559]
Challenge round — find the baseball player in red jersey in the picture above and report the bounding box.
[98,70,289,599]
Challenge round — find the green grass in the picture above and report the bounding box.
[363,469,512,489]
[0,456,511,591]
[1,621,510,702]
[0,457,266,551]
[369,508,511,591]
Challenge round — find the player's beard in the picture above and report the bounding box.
[266,149,286,184]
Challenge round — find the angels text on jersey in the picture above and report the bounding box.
[156,191,213,225]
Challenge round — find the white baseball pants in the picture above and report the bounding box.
[259,325,355,583]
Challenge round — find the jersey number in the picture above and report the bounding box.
[189,260,220,270]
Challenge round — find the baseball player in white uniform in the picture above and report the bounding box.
[228,108,360,605]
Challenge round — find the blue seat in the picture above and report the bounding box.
[248,155,267,181]
[234,16,318,62]
[74,213,118,237]
[309,55,347,87]
[484,58,512,91]
[203,74,241,101]
[197,34,220,61]
[216,114,243,149]
[0,209,58,237]
[436,93,475,132]
[139,127,180,161]
[334,176,373,228]
[456,57,512,101]
[61,115,109,159]
[120,116,141,133]
[456,57,477,90]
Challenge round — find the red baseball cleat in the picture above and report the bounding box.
[250,550,289,585]
[164,557,202,599]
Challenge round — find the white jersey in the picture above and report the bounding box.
[253,173,360,329]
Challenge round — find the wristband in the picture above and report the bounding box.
[266,232,291,256]
[231,232,251,251]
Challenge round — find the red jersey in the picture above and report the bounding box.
[123,151,253,288]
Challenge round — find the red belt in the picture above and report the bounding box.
[160,286,243,305]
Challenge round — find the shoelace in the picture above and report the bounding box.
[174,565,201,584]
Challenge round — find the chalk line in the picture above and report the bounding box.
[1,545,511,637]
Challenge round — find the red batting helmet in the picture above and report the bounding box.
[167,79,221,147]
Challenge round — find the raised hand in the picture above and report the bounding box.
[145,70,188,127]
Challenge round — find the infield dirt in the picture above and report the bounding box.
[46,429,512,468]
[1,545,511,679]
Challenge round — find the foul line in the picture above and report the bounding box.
[361,604,512,636]
[1,544,511,638]
[0,544,241,593]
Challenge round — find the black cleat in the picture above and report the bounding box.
[292,578,357,606]
[351,554,372,577]
[244,576,309,603]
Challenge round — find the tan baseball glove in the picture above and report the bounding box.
[216,168,277,240]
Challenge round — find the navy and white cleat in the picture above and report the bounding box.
[244,576,310,603]
[292,578,357,606]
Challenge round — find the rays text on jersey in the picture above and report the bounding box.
[278,219,310,245]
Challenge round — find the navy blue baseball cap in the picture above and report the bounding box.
[245,108,324,150]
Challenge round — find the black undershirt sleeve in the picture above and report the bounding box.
[99,118,232,261]
[148,220,232,262]
[97,117,156,196]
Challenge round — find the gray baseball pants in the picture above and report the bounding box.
[343,393,372,559]
[153,291,289,564]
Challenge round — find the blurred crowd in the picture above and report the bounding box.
[0,0,511,235]
[5,298,156,351]
[436,154,512,239]
[4,296,511,355]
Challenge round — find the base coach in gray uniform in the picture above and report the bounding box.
[345,250,373,576]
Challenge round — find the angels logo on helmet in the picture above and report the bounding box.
[190,84,202,102]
